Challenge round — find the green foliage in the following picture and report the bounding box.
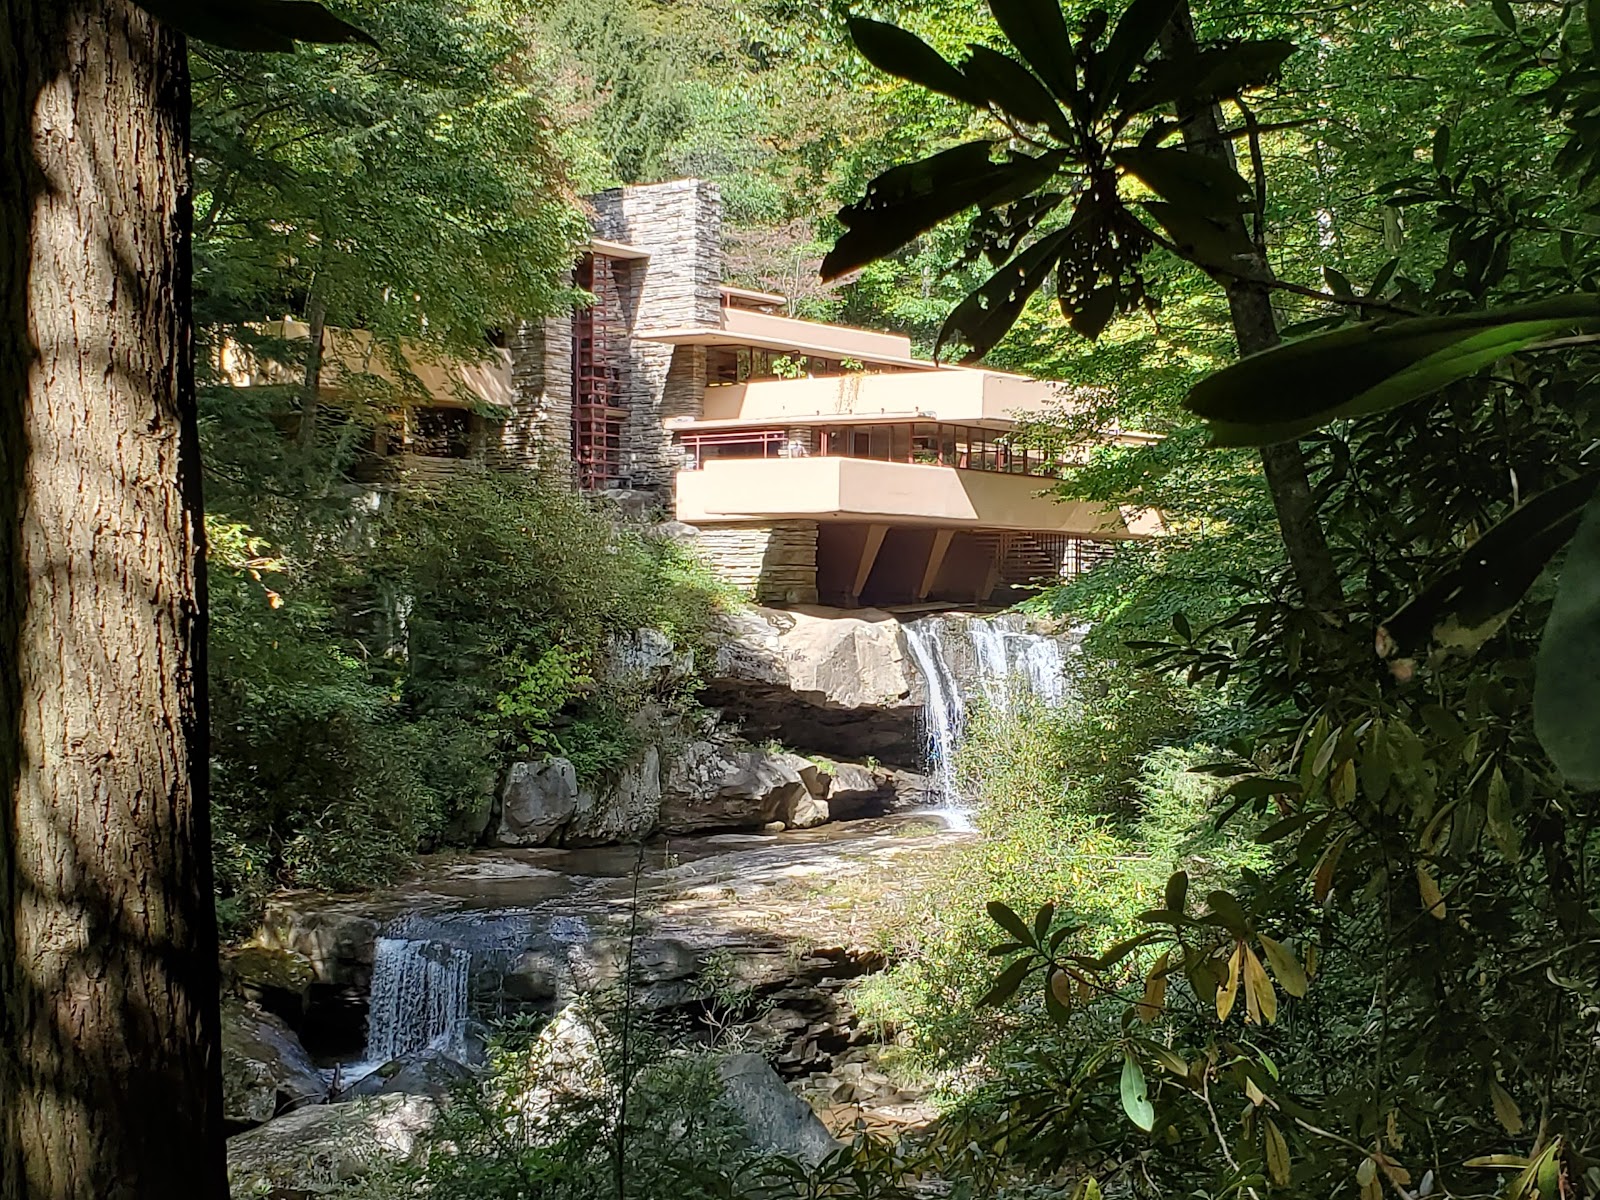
[207,465,729,921]
[334,1003,919,1200]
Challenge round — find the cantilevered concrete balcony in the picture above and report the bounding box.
[687,368,1075,430]
[676,456,1159,539]
[639,308,933,370]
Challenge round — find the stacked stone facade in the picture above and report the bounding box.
[694,522,820,606]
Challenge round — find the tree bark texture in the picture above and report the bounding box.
[1163,6,1346,616]
[0,3,226,1197]
[296,292,327,449]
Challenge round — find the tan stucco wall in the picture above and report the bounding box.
[677,457,1157,538]
[696,369,1067,426]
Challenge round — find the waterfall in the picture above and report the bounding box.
[364,921,473,1063]
[902,613,1081,825]
[902,621,966,811]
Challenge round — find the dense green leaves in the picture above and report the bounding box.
[1184,298,1600,446]
[846,17,985,107]
[822,143,1065,279]
[1379,471,1600,672]
[1535,487,1600,788]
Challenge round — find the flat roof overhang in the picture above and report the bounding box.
[638,325,935,370]
[639,307,936,371]
[676,456,1163,539]
[591,237,650,260]
[666,412,1017,432]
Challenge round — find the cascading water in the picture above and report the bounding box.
[360,910,537,1067]
[902,621,966,815]
[364,927,472,1063]
[903,613,1083,827]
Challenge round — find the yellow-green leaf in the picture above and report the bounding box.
[1217,942,1243,1021]
[1137,950,1170,1023]
[1417,863,1447,920]
[1332,758,1356,808]
[1243,945,1277,1024]
[1265,1118,1291,1186]
[1490,1080,1524,1134]
[1258,934,1308,998]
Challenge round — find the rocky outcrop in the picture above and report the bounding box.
[567,743,662,845]
[221,1000,327,1130]
[703,606,924,766]
[657,743,822,834]
[260,903,380,991]
[339,1049,474,1101]
[716,1053,840,1166]
[227,1093,437,1196]
[497,758,581,846]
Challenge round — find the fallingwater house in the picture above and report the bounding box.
[227,179,1160,606]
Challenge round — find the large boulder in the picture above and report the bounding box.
[223,944,316,1023]
[703,607,924,766]
[567,744,663,845]
[227,1093,437,1196]
[259,902,380,991]
[496,757,580,846]
[658,743,819,834]
[338,1049,474,1101]
[221,999,327,1130]
[716,1053,840,1166]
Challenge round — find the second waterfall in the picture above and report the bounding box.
[901,613,1084,827]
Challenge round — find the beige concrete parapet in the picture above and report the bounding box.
[676,457,1161,538]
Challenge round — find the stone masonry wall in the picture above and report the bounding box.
[498,317,572,483]
[588,180,723,494]
[695,522,820,606]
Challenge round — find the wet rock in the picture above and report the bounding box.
[716,1053,840,1166]
[338,1049,474,1101]
[658,743,819,834]
[227,1093,437,1195]
[496,757,580,847]
[221,999,326,1130]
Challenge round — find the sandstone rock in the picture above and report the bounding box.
[514,1005,609,1123]
[496,757,579,846]
[823,762,900,820]
[500,949,562,1003]
[703,607,924,765]
[567,744,662,845]
[658,743,816,833]
[605,627,694,691]
[221,999,326,1130]
[783,789,830,830]
[339,1049,474,1101]
[224,944,315,1022]
[227,1093,437,1195]
[568,936,699,992]
[715,1053,840,1166]
[260,904,380,991]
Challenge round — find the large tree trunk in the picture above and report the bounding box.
[1163,6,1346,617]
[0,3,227,1197]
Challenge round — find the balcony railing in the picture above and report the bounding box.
[677,422,1059,478]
